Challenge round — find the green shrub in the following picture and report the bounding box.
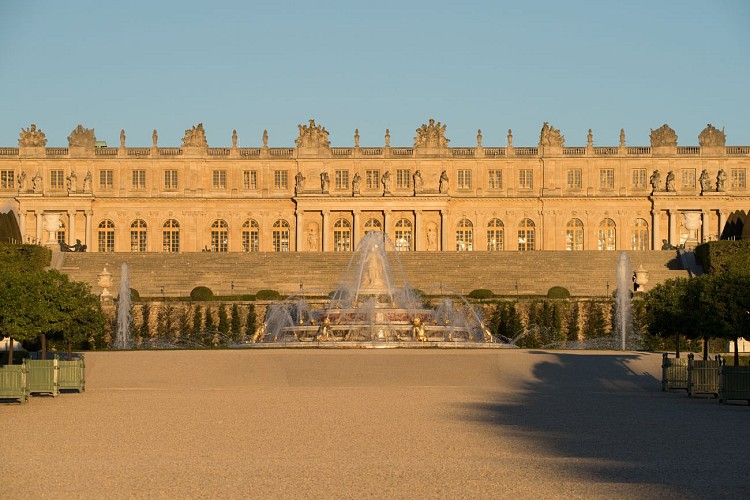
[190,286,214,301]
[255,289,282,300]
[130,288,141,301]
[547,286,571,299]
[0,243,51,270]
[468,289,494,299]
[695,240,750,275]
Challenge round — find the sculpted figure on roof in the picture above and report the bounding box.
[414,118,449,149]
[296,119,330,149]
[698,124,725,147]
[539,122,564,148]
[68,124,96,148]
[182,123,208,148]
[19,124,47,147]
[650,124,677,148]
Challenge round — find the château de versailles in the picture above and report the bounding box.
[2,119,748,255]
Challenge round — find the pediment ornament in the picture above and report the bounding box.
[296,119,330,149]
[698,124,725,147]
[539,122,564,147]
[414,119,449,149]
[182,123,208,148]
[19,124,47,147]
[650,124,677,147]
[67,124,96,148]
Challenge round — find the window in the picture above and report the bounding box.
[486,219,504,251]
[598,218,616,251]
[1,170,15,189]
[632,169,647,189]
[518,219,535,251]
[242,219,259,252]
[457,170,472,189]
[488,170,502,190]
[56,220,66,246]
[130,219,147,252]
[599,169,614,189]
[132,170,146,190]
[274,170,288,189]
[211,219,228,252]
[364,218,382,233]
[731,168,747,189]
[567,169,582,189]
[51,170,65,189]
[631,218,649,251]
[333,219,351,252]
[396,169,410,189]
[164,170,178,190]
[366,170,380,190]
[335,170,349,191]
[98,220,115,253]
[519,169,533,189]
[162,219,180,253]
[99,170,113,190]
[212,170,227,189]
[681,169,696,189]
[243,170,257,190]
[566,219,584,251]
[455,219,473,251]
[272,219,290,252]
[394,218,412,251]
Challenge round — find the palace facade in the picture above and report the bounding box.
[1,120,748,253]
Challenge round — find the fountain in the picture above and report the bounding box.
[114,263,131,349]
[615,251,632,350]
[254,231,509,347]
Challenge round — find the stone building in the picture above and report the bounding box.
[2,120,748,253]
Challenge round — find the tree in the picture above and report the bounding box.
[204,306,215,334]
[245,303,257,339]
[218,304,229,337]
[192,305,203,340]
[710,271,750,365]
[139,304,151,345]
[0,268,39,363]
[583,300,607,340]
[230,304,242,341]
[57,278,105,357]
[645,278,690,357]
[566,302,580,341]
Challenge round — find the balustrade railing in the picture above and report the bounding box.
[391,148,414,156]
[483,147,505,157]
[159,148,182,156]
[0,148,19,156]
[208,148,230,156]
[46,148,68,156]
[594,147,619,156]
[451,148,474,157]
[514,147,537,156]
[94,148,117,156]
[677,146,700,155]
[563,147,585,156]
[128,148,150,156]
[726,146,750,155]
[269,148,294,157]
[627,146,651,155]
[361,148,383,155]
[331,148,352,156]
[240,148,261,156]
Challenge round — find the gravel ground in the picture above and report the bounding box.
[2,349,748,499]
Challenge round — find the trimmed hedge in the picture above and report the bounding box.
[468,289,494,299]
[695,240,750,275]
[190,286,214,301]
[0,243,51,271]
[547,286,571,299]
[255,289,282,300]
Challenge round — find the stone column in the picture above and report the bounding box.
[718,210,726,239]
[667,209,677,247]
[651,209,660,250]
[383,210,391,240]
[85,211,93,249]
[700,210,707,243]
[440,210,449,251]
[67,210,76,246]
[35,211,43,244]
[295,210,303,252]
[414,210,422,251]
[322,210,330,252]
[352,210,361,250]
[19,211,26,243]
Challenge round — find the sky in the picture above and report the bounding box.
[0,0,748,148]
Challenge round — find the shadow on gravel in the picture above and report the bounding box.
[463,351,750,497]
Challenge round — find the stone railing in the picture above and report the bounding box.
[594,147,619,156]
[94,148,118,156]
[391,148,413,156]
[483,147,505,157]
[563,147,585,156]
[208,148,230,156]
[361,148,383,156]
[159,148,182,156]
[331,148,352,156]
[46,148,68,156]
[514,147,537,156]
[727,146,750,155]
[627,146,651,155]
[677,146,700,155]
[240,148,261,157]
[451,148,474,157]
[128,148,150,156]
[0,148,19,156]
[269,148,294,157]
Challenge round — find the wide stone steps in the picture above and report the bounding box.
[60,250,687,299]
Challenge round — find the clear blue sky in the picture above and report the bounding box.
[1,0,748,148]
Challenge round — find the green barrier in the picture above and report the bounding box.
[687,353,721,397]
[59,357,85,393]
[661,353,688,392]
[0,361,29,403]
[719,360,750,404]
[27,358,59,397]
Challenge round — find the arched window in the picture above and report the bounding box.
[456,218,473,251]
[98,219,115,253]
[518,218,535,251]
[56,220,66,247]
[364,218,382,234]
[394,218,412,251]
[598,218,616,251]
[566,219,584,251]
[486,218,504,251]
[333,218,351,252]
[272,219,290,252]
[242,219,259,252]
[162,219,180,253]
[631,218,649,251]
[130,219,147,252]
[211,219,229,253]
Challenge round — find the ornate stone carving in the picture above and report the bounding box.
[232,129,238,148]
[666,171,676,192]
[716,169,726,192]
[32,172,42,193]
[182,123,207,148]
[17,171,26,191]
[538,122,564,147]
[650,124,677,148]
[477,129,483,147]
[68,124,96,148]
[698,123,725,147]
[414,119,449,149]
[699,169,711,193]
[83,171,92,192]
[152,129,158,148]
[262,129,269,148]
[120,130,126,148]
[18,124,48,147]
[619,129,626,147]
[354,129,360,147]
[507,129,513,147]
[296,119,330,149]
[587,129,593,147]
[384,129,391,147]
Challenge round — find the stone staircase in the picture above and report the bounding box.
[60,250,688,299]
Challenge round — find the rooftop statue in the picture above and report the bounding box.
[296,119,330,149]
[414,118,449,149]
[68,124,96,148]
[19,124,47,147]
[120,129,126,148]
[650,124,677,148]
[181,123,207,148]
[698,123,726,147]
[538,122,564,147]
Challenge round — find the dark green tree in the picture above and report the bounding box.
[139,304,151,344]
[583,300,607,339]
[178,306,192,343]
[218,304,229,337]
[566,302,580,341]
[192,305,203,339]
[645,278,690,357]
[230,304,242,341]
[245,303,257,339]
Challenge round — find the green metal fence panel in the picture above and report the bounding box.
[719,363,750,404]
[58,358,85,393]
[0,361,29,403]
[27,358,59,396]
[662,353,688,391]
[687,354,721,397]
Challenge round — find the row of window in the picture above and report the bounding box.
[64,217,650,253]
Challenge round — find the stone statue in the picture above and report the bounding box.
[18,124,47,147]
[587,129,593,147]
[650,124,677,148]
[414,118,449,149]
[716,169,726,192]
[352,172,361,195]
[152,129,158,148]
[539,122,564,147]
[307,225,319,251]
[698,123,726,147]
[17,171,26,191]
[439,170,449,193]
[411,317,427,342]
[232,129,238,148]
[666,171,676,192]
[120,129,126,148]
[181,123,207,148]
[315,317,331,341]
[619,128,626,147]
[649,170,661,193]
[507,129,513,148]
[320,171,330,193]
[262,129,268,148]
[354,129,360,147]
[477,129,483,147]
[384,129,390,147]
[412,170,423,195]
[294,171,305,194]
[83,171,92,192]
[67,171,78,193]
[699,169,711,193]
[426,226,437,251]
[381,170,391,194]
[68,124,96,148]
[32,172,42,193]
[661,239,677,251]
[296,119,330,149]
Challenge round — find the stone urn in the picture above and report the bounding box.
[97,266,113,300]
[634,265,649,291]
[683,212,702,248]
[42,212,62,245]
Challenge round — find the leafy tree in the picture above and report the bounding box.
[645,278,690,357]
[566,302,580,341]
[245,303,257,338]
[583,300,607,339]
[218,304,229,336]
[192,305,203,339]
[709,271,750,365]
[139,304,151,344]
[178,306,192,343]
[230,304,242,341]
[0,268,39,363]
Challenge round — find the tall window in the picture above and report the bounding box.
[272,219,290,252]
[599,169,614,189]
[488,170,502,190]
[243,170,257,190]
[212,170,227,189]
[519,169,533,189]
[567,169,582,189]
[335,170,349,191]
[99,170,113,190]
[162,219,180,253]
[132,170,146,190]
[457,170,472,189]
[242,219,259,252]
[51,170,65,189]
[366,170,380,190]
[211,219,228,252]
[455,219,473,251]
[274,170,288,189]
[631,218,649,251]
[681,169,695,189]
[98,220,115,253]
[396,169,410,189]
[0,170,14,189]
[566,219,584,251]
[632,169,647,189]
[56,220,66,246]
[130,219,147,252]
[598,218,616,251]
[486,218,504,251]
[731,168,747,189]
[394,218,412,251]
[164,170,178,190]
[333,219,351,252]
[518,218,535,251]
[364,218,382,234]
